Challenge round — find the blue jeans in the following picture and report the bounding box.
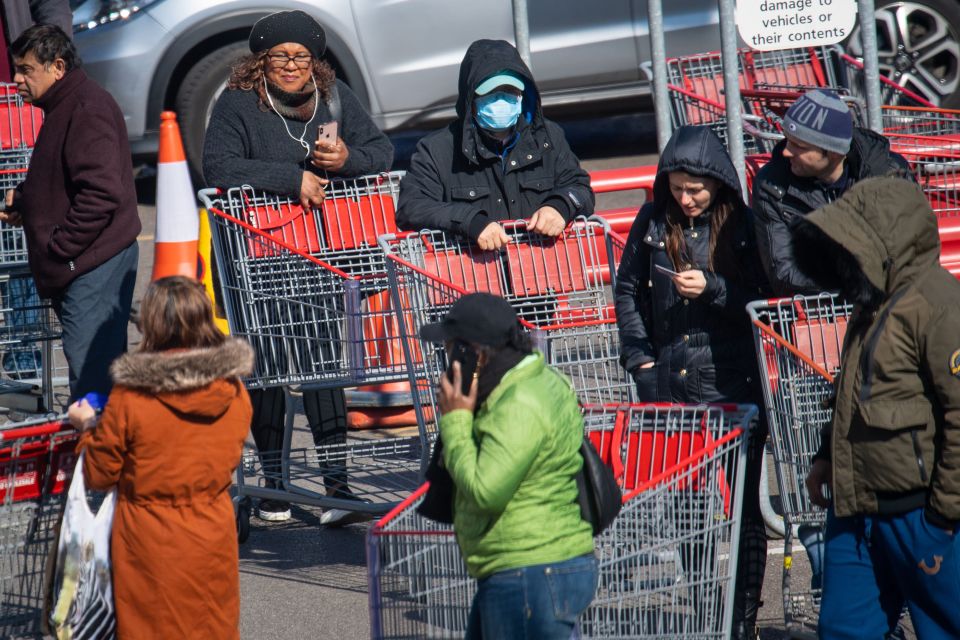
[819,506,960,640]
[466,554,598,640]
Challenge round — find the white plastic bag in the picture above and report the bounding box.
[48,452,117,640]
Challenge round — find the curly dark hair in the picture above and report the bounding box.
[227,51,336,100]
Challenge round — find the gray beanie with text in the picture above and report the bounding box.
[782,89,853,155]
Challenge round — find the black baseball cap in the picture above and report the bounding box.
[420,293,519,348]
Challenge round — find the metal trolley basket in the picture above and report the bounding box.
[0,418,76,638]
[663,46,948,154]
[367,403,756,639]
[748,293,852,637]
[200,173,427,537]
[379,218,635,434]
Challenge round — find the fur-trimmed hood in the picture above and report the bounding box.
[110,338,254,419]
[790,176,939,307]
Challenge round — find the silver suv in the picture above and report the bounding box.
[70,0,960,166]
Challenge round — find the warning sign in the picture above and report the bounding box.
[737,0,858,51]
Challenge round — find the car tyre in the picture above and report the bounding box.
[175,41,249,182]
[849,0,960,107]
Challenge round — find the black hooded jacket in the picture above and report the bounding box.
[614,126,768,403]
[752,127,909,296]
[395,40,594,239]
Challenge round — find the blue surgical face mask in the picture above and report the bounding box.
[474,91,523,131]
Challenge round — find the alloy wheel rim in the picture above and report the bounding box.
[849,1,960,105]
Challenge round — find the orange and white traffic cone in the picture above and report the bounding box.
[152,111,199,280]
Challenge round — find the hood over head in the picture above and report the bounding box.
[652,126,744,214]
[790,176,939,307]
[110,338,254,419]
[455,39,542,161]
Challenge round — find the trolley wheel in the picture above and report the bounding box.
[236,497,252,544]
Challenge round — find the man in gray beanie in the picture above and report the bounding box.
[752,89,909,296]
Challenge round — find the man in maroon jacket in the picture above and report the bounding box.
[2,24,141,400]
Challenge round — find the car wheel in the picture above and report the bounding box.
[175,41,249,183]
[848,0,960,107]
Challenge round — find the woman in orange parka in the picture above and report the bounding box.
[68,276,253,639]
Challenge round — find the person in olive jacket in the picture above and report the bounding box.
[795,177,960,639]
[427,293,596,639]
[396,39,594,247]
[3,25,140,400]
[614,125,769,640]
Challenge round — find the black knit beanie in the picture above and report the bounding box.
[249,10,326,59]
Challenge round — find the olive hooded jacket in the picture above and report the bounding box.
[791,177,960,528]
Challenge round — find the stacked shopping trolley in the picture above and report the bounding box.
[201,174,431,540]
[0,83,60,413]
[0,417,76,637]
[200,176,639,538]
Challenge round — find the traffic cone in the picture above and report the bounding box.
[152,111,199,280]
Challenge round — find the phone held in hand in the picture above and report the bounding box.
[446,340,479,395]
[316,121,338,147]
[654,263,682,278]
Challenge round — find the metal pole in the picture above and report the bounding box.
[718,0,747,194]
[857,0,882,132]
[512,0,532,68]
[648,0,672,153]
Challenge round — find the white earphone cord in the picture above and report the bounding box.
[263,74,320,160]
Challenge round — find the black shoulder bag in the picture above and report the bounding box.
[576,437,622,536]
[417,437,454,524]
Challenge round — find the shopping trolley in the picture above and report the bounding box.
[367,403,755,639]
[199,173,427,539]
[0,417,76,638]
[0,268,61,412]
[886,131,960,219]
[663,46,942,153]
[0,83,42,196]
[664,47,844,153]
[0,84,60,413]
[748,293,852,636]
[379,218,635,430]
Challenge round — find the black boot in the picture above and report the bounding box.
[731,589,761,640]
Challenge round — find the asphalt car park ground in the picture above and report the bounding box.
[113,111,906,639]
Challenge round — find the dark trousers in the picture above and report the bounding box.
[249,386,349,492]
[819,506,960,640]
[51,242,138,400]
[734,415,769,624]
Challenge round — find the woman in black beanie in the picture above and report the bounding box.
[202,9,394,525]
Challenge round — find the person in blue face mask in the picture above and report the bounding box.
[396,39,595,251]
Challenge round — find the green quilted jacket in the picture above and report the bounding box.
[441,352,594,578]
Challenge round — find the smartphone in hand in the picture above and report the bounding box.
[316,121,339,148]
[654,263,682,277]
[446,340,479,395]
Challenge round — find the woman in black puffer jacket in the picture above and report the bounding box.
[615,125,769,640]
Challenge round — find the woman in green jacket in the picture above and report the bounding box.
[425,292,597,639]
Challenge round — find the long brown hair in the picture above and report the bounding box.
[664,186,744,280]
[139,277,226,353]
[227,51,336,101]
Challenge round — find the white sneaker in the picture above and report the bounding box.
[257,499,292,522]
[320,508,374,527]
